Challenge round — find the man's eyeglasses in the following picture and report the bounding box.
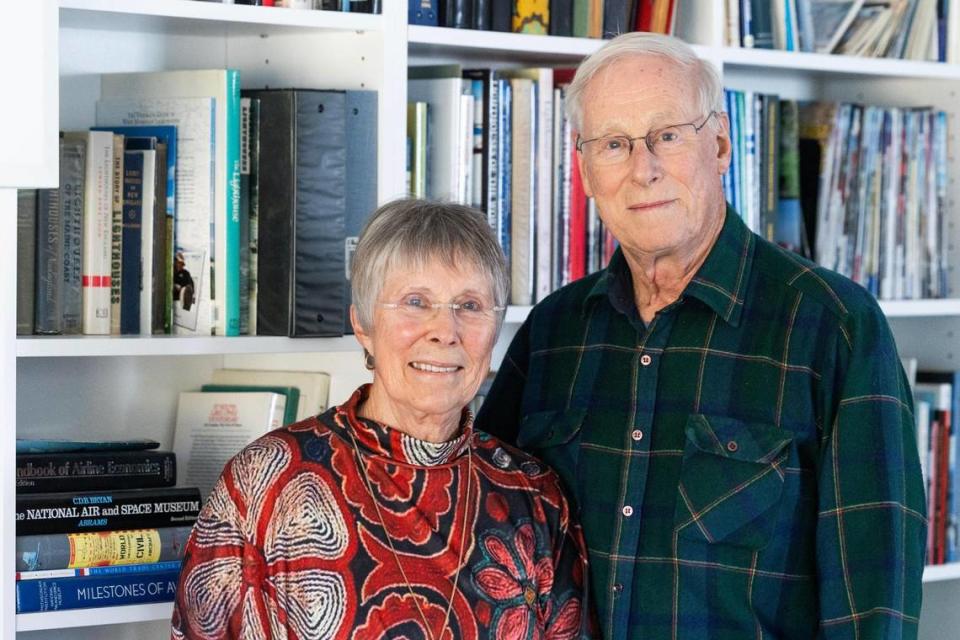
[576,111,717,166]
[379,294,505,326]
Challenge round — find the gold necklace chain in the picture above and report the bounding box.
[348,428,472,640]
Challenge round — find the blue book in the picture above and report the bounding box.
[497,76,512,263]
[15,568,180,612]
[16,438,160,454]
[120,150,144,335]
[17,560,182,580]
[408,0,438,25]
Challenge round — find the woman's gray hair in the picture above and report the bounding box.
[351,198,509,332]
[566,32,724,133]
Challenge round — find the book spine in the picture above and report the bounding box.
[224,69,242,336]
[153,142,170,334]
[81,131,115,335]
[16,487,202,536]
[17,559,183,581]
[109,134,125,334]
[60,138,86,335]
[17,190,37,335]
[34,186,63,334]
[15,451,176,494]
[120,150,144,335]
[514,0,550,34]
[15,526,193,572]
[239,97,252,336]
[248,98,261,336]
[15,568,181,612]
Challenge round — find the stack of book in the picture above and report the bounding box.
[722,88,949,301]
[172,368,332,500]
[726,0,957,62]
[408,0,679,39]
[16,69,379,340]
[14,440,200,614]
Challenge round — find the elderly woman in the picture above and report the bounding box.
[171,199,590,639]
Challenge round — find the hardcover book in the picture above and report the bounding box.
[15,525,193,571]
[16,486,202,536]
[15,450,176,494]
[15,567,181,613]
[16,189,37,335]
[173,390,287,499]
[210,368,331,421]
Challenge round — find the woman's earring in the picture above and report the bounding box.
[364,349,375,371]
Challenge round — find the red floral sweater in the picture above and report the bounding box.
[171,385,590,639]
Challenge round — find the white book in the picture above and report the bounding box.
[96,96,216,336]
[99,69,241,336]
[509,77,535,306]
[460,93,475,205]
[408,75,466,202]
[503,68,553,302]
[210,369,331,422]
[67,130,114,335]
[173,391,287,500]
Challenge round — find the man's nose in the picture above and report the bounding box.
[627,140,662,185]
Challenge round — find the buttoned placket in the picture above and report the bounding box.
[604,309,676,639]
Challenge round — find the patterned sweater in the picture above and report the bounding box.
[171,385,590,639]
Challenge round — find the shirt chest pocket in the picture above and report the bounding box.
[674,414,794,550]
[516,409,585,502]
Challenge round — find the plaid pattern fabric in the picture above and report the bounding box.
[477,207,926,640]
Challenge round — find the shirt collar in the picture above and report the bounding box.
[585,205,754,328]
[330,384,472,467]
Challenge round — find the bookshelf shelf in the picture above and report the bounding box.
[59,0,383,34]
[16,334,363,358]
[716,46,960,80]
[923,563,960,584]
[16,601,173,632]
[408,25,601,62]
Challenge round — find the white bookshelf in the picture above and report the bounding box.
[2,1,959,637]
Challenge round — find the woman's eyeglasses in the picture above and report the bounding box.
[379,294,505,326]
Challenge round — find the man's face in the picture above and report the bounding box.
[578,55,732,261]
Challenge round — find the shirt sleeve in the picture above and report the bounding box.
[476,314,533,445]
[816,303,927,639]
[170,462,250,639]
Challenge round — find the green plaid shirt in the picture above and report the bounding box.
[477,207,926,639]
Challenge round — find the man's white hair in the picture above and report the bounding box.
[565,32,724,133]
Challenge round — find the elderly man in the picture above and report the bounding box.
[477,32,926,639]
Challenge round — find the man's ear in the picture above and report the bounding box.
[350,305,373,355]
[576,139,595,198]
[714,112,733,174]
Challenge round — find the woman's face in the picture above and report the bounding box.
[352,258,500,428]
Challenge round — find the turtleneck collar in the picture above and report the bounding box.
[331,384,473,467]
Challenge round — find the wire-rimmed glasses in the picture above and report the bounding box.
[576,111,717,166]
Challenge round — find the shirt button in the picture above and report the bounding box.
[612,583,624,596]
[631,429,644,441]
[622,505,634,517]
[726,440,739,453]
[640,354,652,366]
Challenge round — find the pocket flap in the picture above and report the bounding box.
[516,408,587,449]
[684,414,793,463]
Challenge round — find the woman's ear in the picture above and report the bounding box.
[350,305,373,355]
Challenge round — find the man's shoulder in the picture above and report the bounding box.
[751,235,883,325]
[526,269,607,326]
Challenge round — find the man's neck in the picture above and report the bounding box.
[622,213,725,324]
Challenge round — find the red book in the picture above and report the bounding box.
[569,139,587,282]
[635,0,654,31]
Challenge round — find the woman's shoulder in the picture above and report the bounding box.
[472,430,568,496]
